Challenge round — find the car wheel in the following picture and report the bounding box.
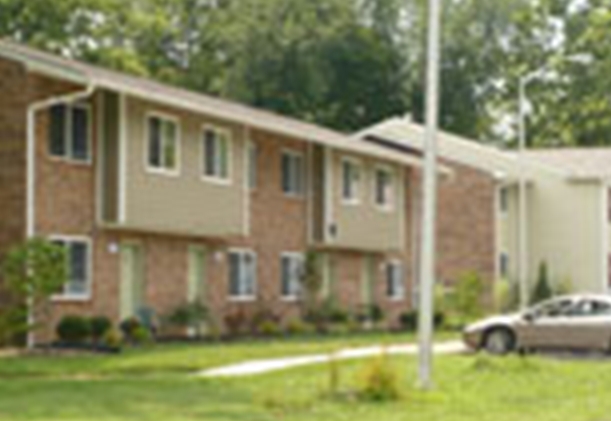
[483,328,515,355]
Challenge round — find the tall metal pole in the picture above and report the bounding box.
[518,78,529,310]
[417,0,442,390]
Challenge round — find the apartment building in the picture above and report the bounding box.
[0,41,429,342]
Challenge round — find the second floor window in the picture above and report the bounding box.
[48,103,91,162]
[374,167,395,209]
[203,127,231,181]
[147,115,178,173]
[342,158,361,203]
[281,151,305,196]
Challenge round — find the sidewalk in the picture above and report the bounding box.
[198,340,465,378]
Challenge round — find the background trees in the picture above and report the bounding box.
[1,0,611,146]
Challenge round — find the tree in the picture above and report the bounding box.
[531,261,553,304]
[1,238,68,342]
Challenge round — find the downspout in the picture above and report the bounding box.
[26,81,95,348]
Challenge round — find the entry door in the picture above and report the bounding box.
[187,246,207,303]
[120,244,144,320]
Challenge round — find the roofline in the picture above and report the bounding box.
[357,117,574,179]
[0,39,425,169]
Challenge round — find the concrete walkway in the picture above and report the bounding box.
[198,340,465,378]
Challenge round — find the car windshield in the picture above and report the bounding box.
[530,298,575,318]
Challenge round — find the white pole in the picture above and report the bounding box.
[518,78,529,310]
[417,0,442,390]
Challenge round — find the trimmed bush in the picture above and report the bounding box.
[90,316,112,341]
[256,320,282,337]
[398,310,444,331]
[102,329,122,349]
[531,261,553,304]
[56,315,91,343]
[286,319,316,335]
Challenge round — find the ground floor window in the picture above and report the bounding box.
[51,237,91,298]
[281,253,304,299]
[386,261,404,300]
[499,252,509,279]
[228,250,257,299]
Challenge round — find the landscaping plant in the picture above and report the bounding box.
[531,261,553,305]
[56,315,91,344]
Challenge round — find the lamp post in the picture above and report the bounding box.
[417,0,442,390]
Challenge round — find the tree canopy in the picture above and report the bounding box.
[1,0,610,146]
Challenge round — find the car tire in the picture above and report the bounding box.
[483,328,515,355]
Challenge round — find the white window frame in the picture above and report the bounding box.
[248,140,257,190]
[373,164,396,212]
[341,156,362,205]
[280,252,304,301]
[499,186,509,217]
[49,235,93,302]
[386,260,405,301]
[281,149,305,197]
[144,111,181,176]
[48,102,92,165]
[201,124,233,185]
[228,249,257,301]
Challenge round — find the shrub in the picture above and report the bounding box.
[224,309,249,336]
[167,301,208,336]
[398,310,444,331]
[531,261,553,304]
[90,316,112,341]
[356,304,385,325]
[357,352,400,402]
[131,325,153,345]
[286,319,316,335]
[119,316,152,345]
[256,320,282,336]
[450,271,485,323]
[56,315,91,343]
[250,306,280,334]
[102,329,122,349]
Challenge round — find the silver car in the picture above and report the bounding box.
[463,294,611,354]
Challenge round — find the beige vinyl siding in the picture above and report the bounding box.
[503,169,607,293]
[331,150,404,252]
[123,96,246,237]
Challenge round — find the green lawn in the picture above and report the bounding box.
[1,333,608,421]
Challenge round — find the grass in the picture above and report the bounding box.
[2,332,609,421]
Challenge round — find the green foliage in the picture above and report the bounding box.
[90,316,112,341]
[119,317,152,345]
[357,351,400,402]
[166,301,209,336]
[1,238,68,339]
[56,315,91,343]
[398,310,445,332]
[494,280,519,313]
[531,261,553,304]
[102,328,122,349]
[285,319,316,336]
[449,272,486,323]
[256,320,282,337]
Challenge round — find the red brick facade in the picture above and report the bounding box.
[0,54,496,343]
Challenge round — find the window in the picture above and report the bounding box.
[499,187,509,215]
[203,127,231,181]
[342,158,361,204]
[147,114,178,173]
[374,167,395,209]
[499,253,509,278]
[532,298,575,318]
[386,262,404,300]
[568,299,611,317]
[228,250,256,299]
[248,141,257,190]
[281,253,304,299]
[51,238,91,298]
[48,103,91,162]
[281,151,305,195]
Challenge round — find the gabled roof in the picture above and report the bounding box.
[0,39,425,168]
[356,117,519,179]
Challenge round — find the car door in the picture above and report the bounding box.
[517,298,575,349]
[558,299,611,351]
